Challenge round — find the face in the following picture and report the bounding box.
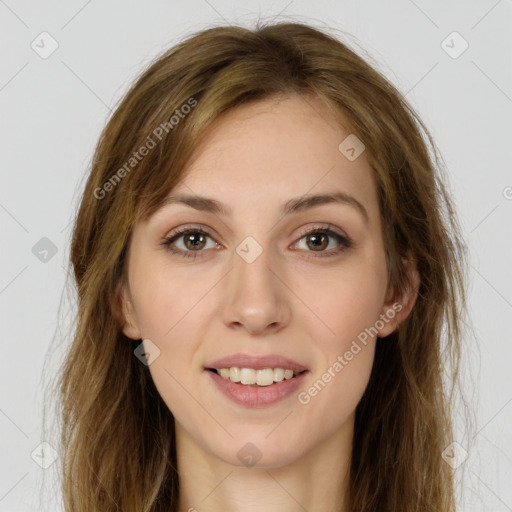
[120,94,418,468]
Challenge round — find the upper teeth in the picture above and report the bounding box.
[217,367,299,386]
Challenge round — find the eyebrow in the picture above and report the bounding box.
[161,191,369,224]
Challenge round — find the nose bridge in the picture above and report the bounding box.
[232,236,278,301]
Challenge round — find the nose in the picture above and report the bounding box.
[220,245,291,336]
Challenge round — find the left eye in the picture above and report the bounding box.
[293,228,351,255]
[162,225,352,259]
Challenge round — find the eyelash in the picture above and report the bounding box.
[161,224,353,260]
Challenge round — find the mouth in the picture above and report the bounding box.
[203,353,310,406]
[204,366,309,407]
[206,367,308,387]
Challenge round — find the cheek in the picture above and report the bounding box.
[294,278,380,437]
[290,262,384,416]
[130,260,212,339]
[128,260,213,406]
[297,262,387,351]
[294,339,376,445]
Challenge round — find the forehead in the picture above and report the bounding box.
[165,94,381,227]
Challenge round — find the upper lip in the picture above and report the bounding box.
[205,353,309,372]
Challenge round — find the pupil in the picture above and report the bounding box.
[309,233,326,250]
[187,233,204,249]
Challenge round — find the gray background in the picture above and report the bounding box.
[0,0,511,510]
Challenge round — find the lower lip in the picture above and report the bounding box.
[205,369,308,407]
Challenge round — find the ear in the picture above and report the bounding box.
[113,281,142,340]
[376,252,420,338]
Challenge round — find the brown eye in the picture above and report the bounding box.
[294,226,353,258]
[305,232,329,251]
[182,232,207,251]
[162,228,217,259]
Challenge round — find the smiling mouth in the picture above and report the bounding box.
[207,367,307,387]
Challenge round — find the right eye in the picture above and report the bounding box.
[162,227,219,259]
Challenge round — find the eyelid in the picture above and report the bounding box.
[163,223,219,241]
[295,223,349,242]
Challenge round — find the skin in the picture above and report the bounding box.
[120,93,419,512]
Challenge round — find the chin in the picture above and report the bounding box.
[211,432,307,469]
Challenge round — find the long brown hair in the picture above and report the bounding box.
[51,20,472,511]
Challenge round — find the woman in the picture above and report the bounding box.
[56,20,470,511]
